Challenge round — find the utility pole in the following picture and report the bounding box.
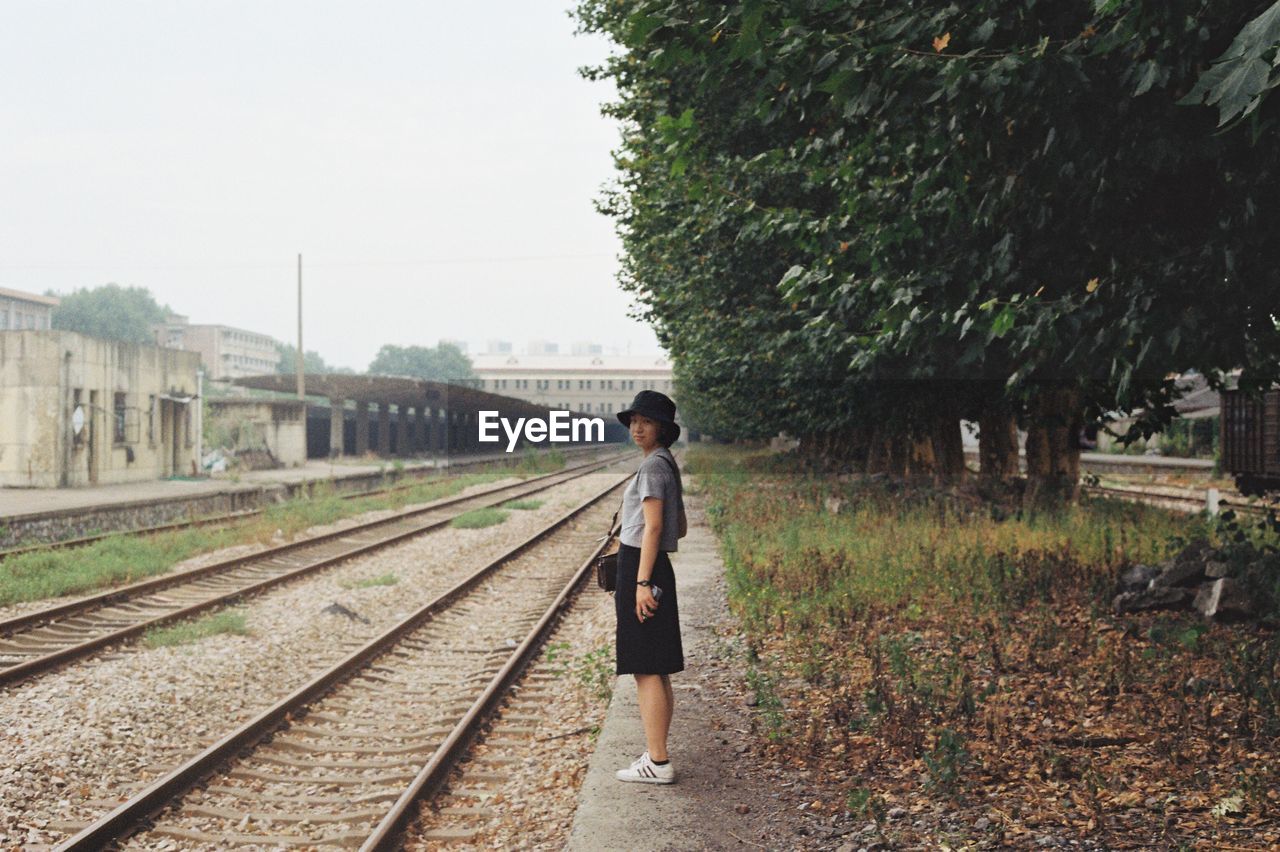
[296,253,305,400]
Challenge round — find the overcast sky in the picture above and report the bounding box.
[0,2,660,370]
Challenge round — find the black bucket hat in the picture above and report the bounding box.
[617,390,680,443]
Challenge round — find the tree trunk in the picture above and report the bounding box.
[978,407,1020,485]
[1023,387,1082,509]
[929,413,967,483]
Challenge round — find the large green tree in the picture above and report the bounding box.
[275,342,347,375]
[578,0,1280,501]
[367,343,475,383]
[51,284,171,344]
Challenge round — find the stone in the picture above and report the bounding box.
[1118,563,1159,591]
[887,806,907,820]
[1203,560,1232,579]
[1151,559,1205,589]
[974,817,991,830]
[1192,577,1256,620]
[1112,586,1191,614]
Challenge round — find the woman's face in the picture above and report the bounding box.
[629,413,661,451]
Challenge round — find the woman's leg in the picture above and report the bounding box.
[635,673,675,761]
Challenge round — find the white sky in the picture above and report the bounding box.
[0,2,660,370]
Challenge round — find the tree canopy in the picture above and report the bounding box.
[367,343,475,383]
[50,284,171,344]
[275,342,348,375]
[576,0,1280,492]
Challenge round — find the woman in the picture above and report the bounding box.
[613,390,686,785]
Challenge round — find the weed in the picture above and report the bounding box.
[501,499,544,511]
[339,572,398,589]
[144,610,249,648]
[846,786,885,822]
[745,664,788,741]
[572,644,615,703]
[450,508,509,529]
[922,727,969,794]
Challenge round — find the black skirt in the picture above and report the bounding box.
[615,543,685,675]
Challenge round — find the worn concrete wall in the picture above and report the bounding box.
[0,330,201,488]
[207,400,307,468]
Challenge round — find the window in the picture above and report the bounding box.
[0,308,7,328]
[113,393,127,443]
[148,395,156,445]
[584,403,591,413]
[605,379,614,390]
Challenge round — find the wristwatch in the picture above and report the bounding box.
[636,579,653,587]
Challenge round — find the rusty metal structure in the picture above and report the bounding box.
[1221,387,1280,496]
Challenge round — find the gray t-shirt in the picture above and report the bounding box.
[619,447,683,552]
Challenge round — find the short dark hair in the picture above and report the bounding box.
[659,422,679,448]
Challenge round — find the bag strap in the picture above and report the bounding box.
[656,452,684,509]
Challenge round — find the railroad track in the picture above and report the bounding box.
[0,445,609,564]
[54,466,627,850]
[0,451,630,686]
[1083,483,1276,517]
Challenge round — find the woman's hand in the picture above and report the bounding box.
[635,585,658,623]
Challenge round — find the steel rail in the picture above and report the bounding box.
[55,469,631,851]
[1083,483,1274,516]
[0,452,629,685]
[0,450,625,638]
[362,509,616,850]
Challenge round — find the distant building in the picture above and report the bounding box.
[0,287,58,331]
[485,339,513,355]
[469,352,676,422]
[153,315,278,381]
[527,339,559,356]
[571,341,603,356]
[0,330,201,487]
[440,338,469,354]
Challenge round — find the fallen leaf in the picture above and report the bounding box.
[933,32,951,52]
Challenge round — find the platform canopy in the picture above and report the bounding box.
[233,373,559,416]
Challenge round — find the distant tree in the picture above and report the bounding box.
[274,342,346,375]
[51,284,170,344]
[368,343,475,383]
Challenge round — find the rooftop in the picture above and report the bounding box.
[0,286,60,307]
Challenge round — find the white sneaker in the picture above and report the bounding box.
[615,751,675,784]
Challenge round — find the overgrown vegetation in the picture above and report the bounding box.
[0,463,553,607]
[501,499,544,511]
[143,610,249,648]
[450,508,510,529]
[339,572,399,590]
[693,445,1279,846]
[548,640,616,704]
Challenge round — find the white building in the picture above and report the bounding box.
[153,315,278,381]
[469,352,676,420]
[0,287,58,331]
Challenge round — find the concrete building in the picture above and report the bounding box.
[0,330,201,488]
[0,287,58,331]
[469,352,676,420]
[206,399,307,468]
[153,315,278,381]
[235,373,602,460]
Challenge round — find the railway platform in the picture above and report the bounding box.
[568,498,827,851]
[0,446,606,549]
[0,457,431,520]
